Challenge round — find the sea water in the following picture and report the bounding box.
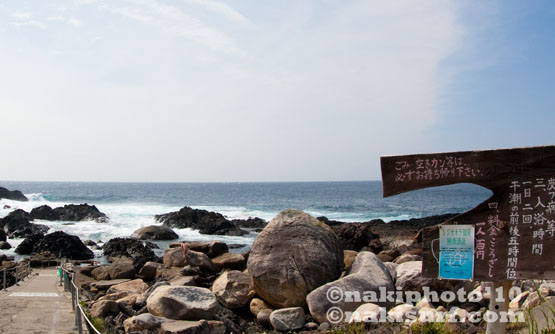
[0,181,492,258]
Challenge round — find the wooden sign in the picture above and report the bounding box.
[381,146,555,281]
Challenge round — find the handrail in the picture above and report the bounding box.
[60,261,102,334]
[1,261,32,291]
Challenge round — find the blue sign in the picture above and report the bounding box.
[439,225,474,280]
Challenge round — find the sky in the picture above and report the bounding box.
[0,0,554,182]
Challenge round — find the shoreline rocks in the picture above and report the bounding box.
[30,204,108,223]
[0,187,28,201]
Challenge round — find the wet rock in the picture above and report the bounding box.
[1,209,49,238]
[30,204,108,223]
[0,187,28,201]
[27,231,94,259]
[0,229,6,242]
[230,217,267,229]
[247,210,343,308]
[14,235,48,256]
[156,206,247,236]
[131,225,178,240]
[147,285,219,320]
[0,241,11,249]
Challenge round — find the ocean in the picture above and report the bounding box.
[0,181,492,259]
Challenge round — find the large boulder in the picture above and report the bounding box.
[306,251,395,324]
[156,206,247,236]
[212,270,255,308]
[28,231,94,259]
[146,286,220,320]
[0,209,49,238]
[0,187,28,201]
[330,222,379,251]
[247,210,344,308]
[102,237,158,270]
[131,225,178,240]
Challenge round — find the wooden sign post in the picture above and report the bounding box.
[381,146,555,332]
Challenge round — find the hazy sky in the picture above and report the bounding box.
[1,1,554,182]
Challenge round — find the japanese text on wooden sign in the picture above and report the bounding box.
[381,146,555,281]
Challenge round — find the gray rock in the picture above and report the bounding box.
[212,270,255,308]
[131,225,178,240]
[147,285,220,320]
[270,307,305,331]
[247,210,343,308]
[306,251,395,324]
[123,313,166,332]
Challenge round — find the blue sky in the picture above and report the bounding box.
[0,1,554,182]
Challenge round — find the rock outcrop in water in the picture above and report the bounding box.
[0,186,28,201]
[155,206,249,236]
[30,204,108,223]
[15,231,94,259]
[0,209,49,238]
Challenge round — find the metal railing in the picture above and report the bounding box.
[1,261,32,291]
[60,262,102,334]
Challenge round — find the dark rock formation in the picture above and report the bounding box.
[230,217,267,229]
[102,238,158,270]
[30,204,108,223]
[0,241,11,249]
[15,233,47,255]
[0,209,49,238]
[0,229,6,242]
[30,231,94,259]
[330,221,380,251]
[130,225,178,240]
[0,187,28,201]
[155,206,247,236]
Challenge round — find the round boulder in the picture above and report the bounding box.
[247,210,343,308]
[131,225,178,240]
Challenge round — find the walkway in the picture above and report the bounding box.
[0,268,78,334]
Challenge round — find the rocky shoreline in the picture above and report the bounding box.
[1,186,552,333]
